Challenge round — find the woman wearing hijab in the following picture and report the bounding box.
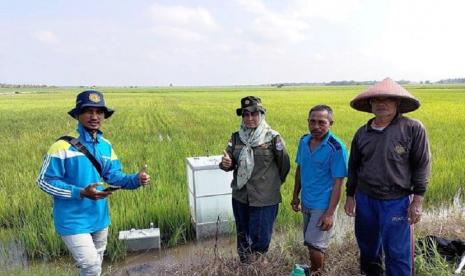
[220,96,290,263]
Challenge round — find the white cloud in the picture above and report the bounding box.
[250,13,310,44]
[33,30,59,44]
[236,0,309,44]
[149,3,217,30]
[148,3,219,41]
[3,0,465,85]
[151,26,206,42]
[235,0,361,45]
[314,53,325,61]
[235,0,268,14]
[361,0,465,81]
[290,0,362,22]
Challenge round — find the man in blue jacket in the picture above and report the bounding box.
[37,90,150,276]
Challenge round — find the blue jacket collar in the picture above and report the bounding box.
[77,123,103,143]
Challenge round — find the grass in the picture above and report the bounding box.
[106,196,465,275]
[0,85,464,263]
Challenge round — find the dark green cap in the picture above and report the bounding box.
[236,96,266,116]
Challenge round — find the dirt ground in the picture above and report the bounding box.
[110,200,465,275]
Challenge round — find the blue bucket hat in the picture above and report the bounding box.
[68,90,114,119]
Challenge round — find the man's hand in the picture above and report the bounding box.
[221,150,232,169]
[408,195,423,224]
[291,197,301,212]
[80,183,112,200]
[139,164,151,186]
[344,196,356,217]
[318,212,334,231]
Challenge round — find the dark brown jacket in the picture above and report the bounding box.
[219,132,290,207]
[346,114,431,199]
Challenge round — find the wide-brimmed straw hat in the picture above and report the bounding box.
[236,96,266,116]
[350,78,420,113]
[68,90,114,119]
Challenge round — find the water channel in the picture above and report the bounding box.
[2,203,461,275]
[0,208,354,275]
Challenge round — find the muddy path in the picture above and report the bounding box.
[110,235,237,275]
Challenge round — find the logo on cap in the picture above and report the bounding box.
[244,100,250,105]
[89,93,101,103]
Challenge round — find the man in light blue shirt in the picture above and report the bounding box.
[292,105,348,275]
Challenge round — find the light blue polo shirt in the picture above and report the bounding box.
[295,131,348,210]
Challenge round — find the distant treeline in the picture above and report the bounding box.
[0,83,55,88]
[270,80,409,87]
[436,78,465,84]
[271,78,465,87]
[2,78,465,89]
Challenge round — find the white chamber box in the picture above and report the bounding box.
[118,226,161,251]
[186,155,234,239]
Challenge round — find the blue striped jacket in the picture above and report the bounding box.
[37,123,140,235]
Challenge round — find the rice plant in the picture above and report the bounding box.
[0,85,464,262]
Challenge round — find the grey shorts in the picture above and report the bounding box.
[302,207,334,252]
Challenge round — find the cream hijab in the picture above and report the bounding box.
[236,113,277,189]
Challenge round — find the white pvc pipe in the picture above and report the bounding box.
[455,255,465,274]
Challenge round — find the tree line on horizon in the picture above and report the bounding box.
[271,78,465,87]
[1,78,465,89]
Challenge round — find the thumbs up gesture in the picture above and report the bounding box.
[138,164,151,186]
[222,150,232,169]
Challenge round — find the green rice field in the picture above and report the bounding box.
[1,85,464,261]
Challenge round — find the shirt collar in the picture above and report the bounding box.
[366,113,402,132]
[309,130,332,145]
[77,123,103,142]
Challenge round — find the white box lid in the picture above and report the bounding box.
[118,228,160,240]
[186,155,222,170]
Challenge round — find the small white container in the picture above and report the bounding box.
[118,227,161,251]
[186,155,235,239]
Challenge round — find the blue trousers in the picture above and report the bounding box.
[355,191,413,276]
[232,198,278,262]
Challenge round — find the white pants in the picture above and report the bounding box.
[61,228,108,276]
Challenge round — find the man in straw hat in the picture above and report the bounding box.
[37,90,151,276]
[344,78,431,276]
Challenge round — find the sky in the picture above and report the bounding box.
[1,0,464,86]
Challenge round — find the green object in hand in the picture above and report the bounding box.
[103,185,121,192]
